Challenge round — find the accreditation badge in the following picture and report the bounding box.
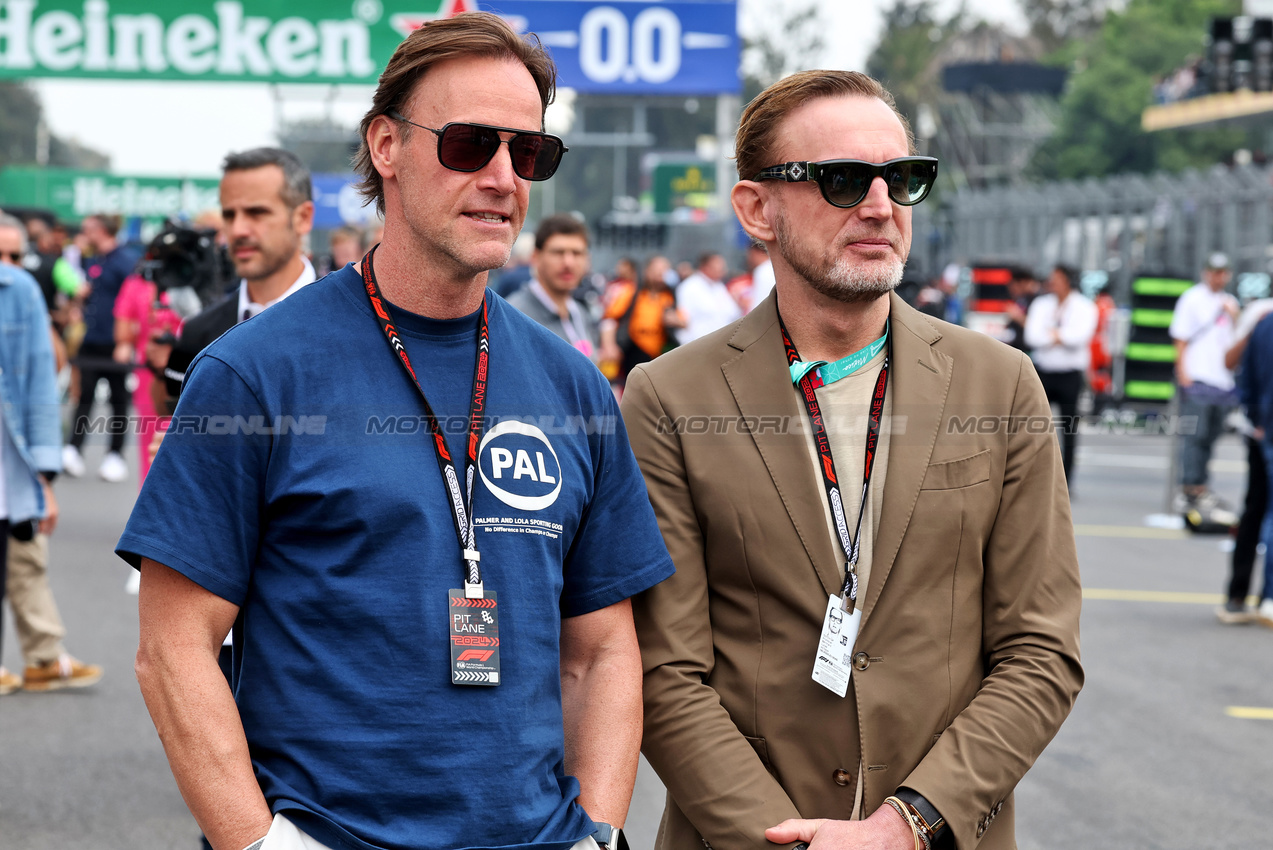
[449,589,501,686]
[812,593,860,698]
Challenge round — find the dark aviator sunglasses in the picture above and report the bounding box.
[752,157,939,209]
[388,112,568,182]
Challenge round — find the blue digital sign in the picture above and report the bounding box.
[480,1,739,95]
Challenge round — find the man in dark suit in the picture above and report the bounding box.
[162,148,315,402]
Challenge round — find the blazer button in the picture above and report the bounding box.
[852,652,870,671]
[832,768,852,786]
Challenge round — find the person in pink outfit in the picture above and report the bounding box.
[113,275,179,486]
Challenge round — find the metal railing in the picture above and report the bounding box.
[927,162,1273,301]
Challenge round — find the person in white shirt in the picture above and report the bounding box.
[1024,263,1098,484]
[1215,294,1273,622]
[676,252,742,343]
[1169,252,1240,510]
[749,255,775,311]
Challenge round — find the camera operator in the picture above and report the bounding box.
[152,148,315,414]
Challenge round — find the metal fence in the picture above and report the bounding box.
[929,162,1273,302]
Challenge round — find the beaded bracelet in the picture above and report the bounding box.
[883,796,929,850]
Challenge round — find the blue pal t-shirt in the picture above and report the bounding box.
[117,265,674,850]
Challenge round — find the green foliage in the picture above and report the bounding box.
[741,2,825,102]
[0,81,109,174]
[1021,0,1113,54]
[1034,0,1251,180]
[0,83,44,169]
[866,1,965,121]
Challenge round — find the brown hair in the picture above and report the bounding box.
[353,12,558,214]
[84,213,123,237]
[534,213,588,250]
[734,70,915,182]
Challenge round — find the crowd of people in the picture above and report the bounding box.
[492,220,772,388]
[988,250,1273,627]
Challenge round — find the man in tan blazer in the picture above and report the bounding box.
[623,70,1083,850]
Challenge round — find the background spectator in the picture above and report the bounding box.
[0,213,100,696]
[676,252,741,343]
[1170,252,1240,523]
[64,214,141,483]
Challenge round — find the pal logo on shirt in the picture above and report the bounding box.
[479,421,563,511]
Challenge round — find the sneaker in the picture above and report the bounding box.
[22,654,103,692]
[1196,490,1237,517]
[1216,598,1255,624]
[0,667,21,695]
[1258,599,1273,629]
[61,444,85,478]
[1183,490,1239,532]
[98,451,128,483]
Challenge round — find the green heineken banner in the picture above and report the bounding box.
[0,0,458,84]
[0,166,221,221]
[0,1,742,92]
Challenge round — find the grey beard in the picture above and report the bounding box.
[807,255,904,304]
[779,233,905,304]
[773,205,905,304]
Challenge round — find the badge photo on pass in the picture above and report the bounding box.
[812,593,860,698]
[449,590,501,686]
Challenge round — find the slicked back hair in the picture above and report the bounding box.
[735,70,916,183]
[353,12,557,215]
[222,147,312,210]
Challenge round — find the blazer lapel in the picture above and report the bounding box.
[860,293,953,627]
[721,297,843,597]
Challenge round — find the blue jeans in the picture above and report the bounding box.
[1260,442,1273,601]
[1178,392,1231,488]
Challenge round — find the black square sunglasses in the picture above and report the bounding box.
[752,156,939,209]
[388,111,568,182]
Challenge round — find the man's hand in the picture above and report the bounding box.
[145,337,172,372]
[766,801,914,849]
[149,429,166,466]
[39,479,58,535]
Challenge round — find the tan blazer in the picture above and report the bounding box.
[623,292,1083,850]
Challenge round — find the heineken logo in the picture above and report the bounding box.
[389,0,474,37]
[0,0,379,79]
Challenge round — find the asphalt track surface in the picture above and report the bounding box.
[1,429,1270,849]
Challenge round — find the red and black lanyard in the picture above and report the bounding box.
[777,308,889,614]
[361,247,491,596]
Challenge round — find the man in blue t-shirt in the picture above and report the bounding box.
[117,14,672,850]
[65,213,140,482]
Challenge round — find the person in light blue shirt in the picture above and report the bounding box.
[0,216,63,695]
